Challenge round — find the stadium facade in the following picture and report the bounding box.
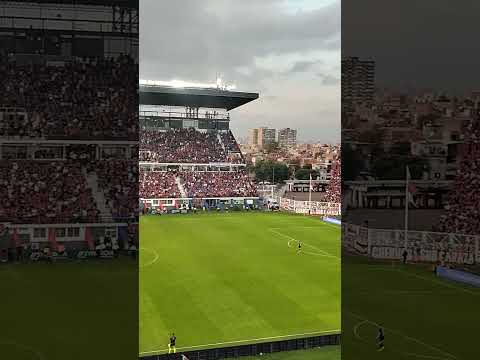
[139,83,261,212]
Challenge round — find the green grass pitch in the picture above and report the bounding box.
[0,260,137,360]
[139,212,341,356]
[342,256,480,360]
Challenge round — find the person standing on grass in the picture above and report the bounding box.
[297,240,302,254]
[168,333,176,354]
[377,325,385,351]
[402,248,408,264]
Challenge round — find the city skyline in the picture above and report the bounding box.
[140,0,340,143]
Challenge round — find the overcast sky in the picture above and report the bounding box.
[140,0,340,143]
[343,0,480,94]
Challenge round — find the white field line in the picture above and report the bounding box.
[320,221,342,230]
[286,239,329,257]
[269,228,340,260]
[140,247,159,268]
[0,339,45,360]
[371,267,479,296]
[139,329,341,355]
[405,353,457,360]
[395,268,479,296]
[353,319,368,340]
[348,312,457,360]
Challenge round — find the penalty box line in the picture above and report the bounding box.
[348,312,457,360]
[269,228,340,260]
[139,329,341,356]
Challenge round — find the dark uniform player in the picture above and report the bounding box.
[402,248,408,264]
[168,333,176,354]
[297,241,302,254]
[377,325,385,351]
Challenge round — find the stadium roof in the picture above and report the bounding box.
[140,85,259,111]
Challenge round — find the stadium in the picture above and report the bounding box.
[139,83,341,359]
[0,1,138,359]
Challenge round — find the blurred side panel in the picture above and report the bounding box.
[342,1,480,359]
[0,1,139,359]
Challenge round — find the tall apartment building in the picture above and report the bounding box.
[278,128,297,148]
[342,57,375,112]
[248,128,259,147]
[258,127,276,148]
[249,127,277,149]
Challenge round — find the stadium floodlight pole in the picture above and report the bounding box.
[309,172,312,213]
[404,166,410,250]
[272,166,275,198]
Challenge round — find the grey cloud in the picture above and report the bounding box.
[140,0,340,82]
[285,60,323,74]
[140,0,340,142]
[317,73,340,86]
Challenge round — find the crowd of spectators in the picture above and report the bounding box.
[181,171,257,198]
[0,161,99,223]
[438,142,480,235]
[93,160,138,221]
[324,155,341,203]
[139,171,180,199]
[140,128,243,163]
[220,130,242,153]
[0,55,137,139]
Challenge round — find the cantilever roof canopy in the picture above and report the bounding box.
[140,85,259,111]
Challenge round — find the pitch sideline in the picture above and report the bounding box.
[139,329,341,356]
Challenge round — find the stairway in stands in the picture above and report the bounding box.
[175,176,188,198]
[217,133,226,152]
[83,167,114,222]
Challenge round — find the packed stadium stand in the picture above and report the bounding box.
[0,160,99,223]
[0,0,139,257]
[139,128,239,163]
[139,171,180,199]
[438,141,480,235]
[139,84,259,210]
[0,57,138,140]
[181,170,257,198]
[324,152,341,203]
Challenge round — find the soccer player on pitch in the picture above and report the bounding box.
[168,333,176,354]
[377,325,385,351]
[402,248,408,264]
[297,241,302,254]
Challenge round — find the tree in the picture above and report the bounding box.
[295,168,318,180]
[253,160,289,183]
